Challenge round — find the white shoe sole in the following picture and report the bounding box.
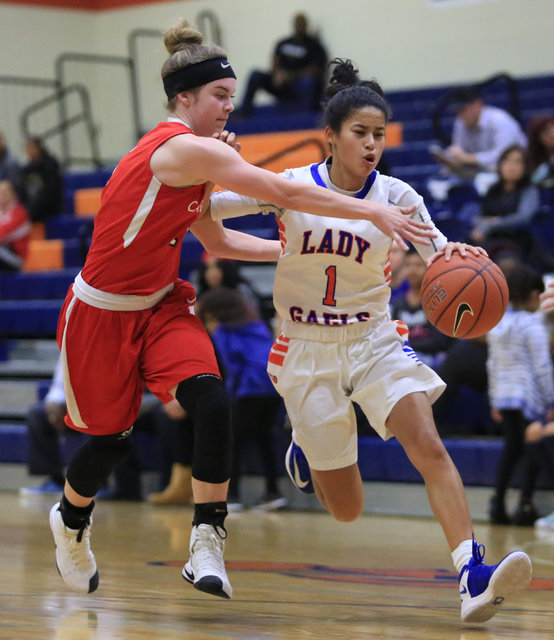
[182,562,232,599]
[461,552,532,623]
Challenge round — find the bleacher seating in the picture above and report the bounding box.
[1,72,554,492]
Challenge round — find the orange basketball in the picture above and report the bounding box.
[420,253,509,339]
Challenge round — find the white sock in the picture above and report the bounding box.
[451,539,474,573]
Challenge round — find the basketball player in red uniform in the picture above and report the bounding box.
[49,20,437,601]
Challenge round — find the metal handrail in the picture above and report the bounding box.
[20,83,102,168]
[54,52,137,165]
[196,10,223,46]
[127,28,163,139]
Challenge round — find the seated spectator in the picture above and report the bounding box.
[429,85,527,197]
[197,287,287,511]
[433,336,491,436]
[470,145,540,259]
[21,137,63,223]
[0,179,31,271]
[20,355,143,500]
[527,114,554,189]
[147,399,194,506]
[237,12,327,116]
[0,131,21,188]
[390,248,453,370]
[19,357,70,495]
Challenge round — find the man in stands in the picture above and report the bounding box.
[237,12,327,116]
[430,85,527,196]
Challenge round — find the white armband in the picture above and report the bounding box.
[210,190,283,221]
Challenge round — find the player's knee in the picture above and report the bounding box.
[329,499,364,523]
[176,375,232,483]
[67,428,133,496]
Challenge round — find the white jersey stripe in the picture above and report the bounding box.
[122,174,161,248]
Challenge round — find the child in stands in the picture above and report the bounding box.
[487,264,554,524]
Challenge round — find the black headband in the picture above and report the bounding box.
[163,57,236,99]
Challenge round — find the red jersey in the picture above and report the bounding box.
[81,120,206,295]
[0,201,31,260]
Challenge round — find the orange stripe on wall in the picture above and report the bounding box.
[0,0,188,10]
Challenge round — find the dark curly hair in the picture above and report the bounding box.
[323,58,391,132]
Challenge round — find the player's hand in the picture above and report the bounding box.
[212,129,242,154]
[540,282,554,312]
[370,204,436,250]
[427,242,488,266]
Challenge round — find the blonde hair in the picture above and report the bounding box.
[162,19,227,108]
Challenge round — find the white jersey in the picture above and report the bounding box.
[211,160,447,326]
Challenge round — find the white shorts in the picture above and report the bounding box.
[267,317,445,471]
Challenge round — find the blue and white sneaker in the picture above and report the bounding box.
[459,538,532,623]
[20,480,64,496]
[285,441,314,494]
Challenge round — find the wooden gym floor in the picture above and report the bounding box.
[1,492,553,639]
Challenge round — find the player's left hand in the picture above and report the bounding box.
[213,129,242,154]
[540,282,554,312]
[427,242,488,267]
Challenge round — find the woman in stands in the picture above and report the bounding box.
[0,179,31,271]
[210,58,532,622]
[49,22,434,601]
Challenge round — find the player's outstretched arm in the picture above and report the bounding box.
[190,217,281,262]
[151,135,437,248]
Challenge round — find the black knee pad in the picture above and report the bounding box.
[176,375,232,483]
[66,428,134,498]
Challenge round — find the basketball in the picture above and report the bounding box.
[420,253,509,339]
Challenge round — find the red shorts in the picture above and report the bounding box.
[57,279,220,435]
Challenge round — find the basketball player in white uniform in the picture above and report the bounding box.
[211,59,532,622]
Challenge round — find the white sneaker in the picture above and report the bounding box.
[182,524,232,599]
[49,502,99,594]
[535,511,554,530]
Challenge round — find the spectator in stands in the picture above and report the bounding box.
[390,247,452,370]
[147,398,194,506]
[21,137,63,223]
[20,357,69,495]
[470,145,539,259]
[0,179,31,271]
[527,114,554,189]
[433,336,491,436]
[195,253,263,316]
[20,356,144,499]
[0,131,21,188]
[388,239,409,303]
[429,85,527,197]
[487,264,554,525]
[237,12,327,116]
[540,278,554,312]
[197,287,286,511]
[522,419,554,531]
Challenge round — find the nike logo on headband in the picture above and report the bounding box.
[221,62,231,69]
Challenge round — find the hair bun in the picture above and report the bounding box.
[163,19,203,55]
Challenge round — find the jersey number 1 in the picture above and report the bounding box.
[322,265,337,307]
